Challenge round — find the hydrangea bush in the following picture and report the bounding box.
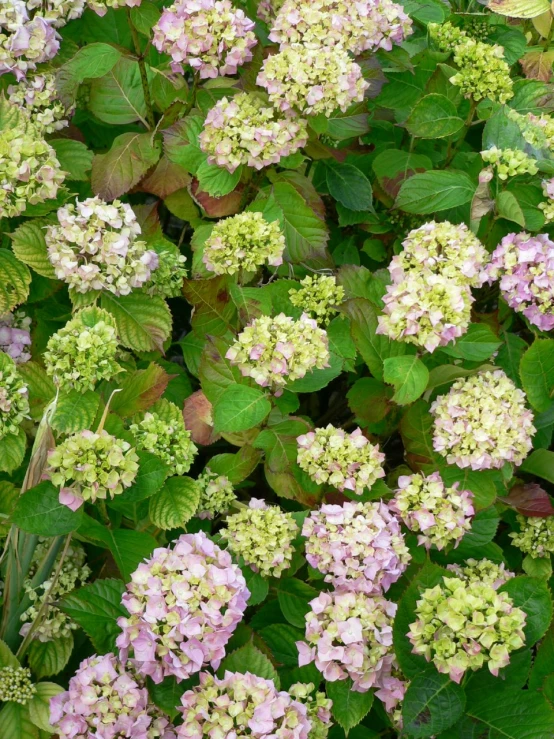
[1,1,554,737]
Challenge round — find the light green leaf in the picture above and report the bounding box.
[520,339,554,412]
[60,579,126,654]
[0,249,31,314]
[58,42,122,83]
[520,449,554,481]
[89,57,148,125]
[213,385,271,433]
[0,640,19,669]
[396,171,475,214]
[466,686,554,737]
[91,132,161,201]
[383,355,429,405]
[326,679,374,735]
[130,0,161,34]
[149,476,200,530]
[259,624,302,666]
[489,0,550,17]
[325,161,373,211]
[0,702,38,739]
[196,161,242,197]
[497,191,526,226]
[442,323,502,362]
[50,139,93,181]
[208,445,262,484]
[50,389,100,434]
[28,682,64,732]
[0,428,26,473]
[109,451,168,508]
[218,642,280,687]
[402,667,466,737]
[28,634,74,679]
[522,553,552,578]
[101,292,172,353]
[406,94,465,138]
[12,481,83,536]
[10,221,57,279]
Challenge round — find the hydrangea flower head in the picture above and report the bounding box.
[50,653,176,739]
[26,0,86,26]
[0,4,59,80]
[44,307,122,392]
[20,539,90,642]
[153,0,257,77]
[0,351,29,440]
[87,0,142,16]
[374,668,408,730]
[389,221,489,288]
[390,472,474,550]
[431,370,535,470]
[510,514,554,558]
[302,501,410,593]
[377,271,472,353]
[429,20,467,52]
[196,467,236,519]
[487,231,554,331]
[507,109,554,151]
[288,683,332,739]
[8,73,71,133]
[199,92,308,173]
[0,115,64,218]
[203,211,285,275]
[408,576,526,683]
[269,0,412,55]
[145,246,187,298]
[446,558,515,589]
[130,401,198,476]
[289,274,345,324]
[46,429,139,510]
[222,498,298,578]
[481,147,538,179]
[298,590,396,692]
[297,425,385,495]
[0,310,31,363]
[177,671,311,738]
[226,313,329,394]
[46,197,159,295]
[0,667,35,704]
[450,38,513,103]
[117,532,249,683]
[257,45,369,117]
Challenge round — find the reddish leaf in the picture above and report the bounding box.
[520,50,554,81]
[133,202,161,238]
[140,156,191,199]
[503,483,554,517]
[190,178,243,218]
[183,390,221,445]
[110,363,171,417]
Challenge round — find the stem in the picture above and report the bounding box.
[128,8,155,130]
[16,535,73,660]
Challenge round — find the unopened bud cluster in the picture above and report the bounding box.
[446,558,514,590]
[0,666,35,705]
[451,38,513,103]
[289,274,345,325]
[145,246,187,298]
[196,468,236,519]
[510,514,554,558]
[481,146,538,180]
[130,402,198,476]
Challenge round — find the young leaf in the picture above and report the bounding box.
[326,679,374,735]
[212,385,272,433]
[383,355,429,405]
[10,221,57,279]
[28,634,74,679]
[149,476,200,530]
[101,293,172,353]
[50,389,100,434]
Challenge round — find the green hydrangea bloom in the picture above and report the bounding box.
[0,667,36,705]
[450,39,513,104]
[197,468,236,519]
[222,499,298,578]
[203,212,285,276]
[429,21,467,52]
[447,558,514,589]
[408,576,526,683]
[289,683,332,739]
[289,275,345,325]
[145,245,187,298]
[481,146,538,179]
[0,351,29,440]
[506,109,554,151]
[20,539,90,642]
[130,400,198,476]
[510,514,554,558]
[46,430,139,510]
[44,307,122,392]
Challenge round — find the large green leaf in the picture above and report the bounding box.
[149,476,200,530]
[0,428,26,474]
[218,642,280,686]
[520,449,554,481]
[60,579,127,653]
[50,139,93,181]
[28,682,64,732]
[383,355,429,405]
[406,94,465,138]
[89,58,148,126]
[402,667,466,737]
[276,578,318,629]
[213,385,272,433]
[520,339,554,412]
[11,481,83,536]
[441,324,502,362]
[28,634,74,679]
[499,576,553,645]
[101,292,172,353]
[465,685,554,737]
[0,703,38,739]
[489,0,550,17]
[326,679,374,736]
[396,171,476,214]
[10,221,57,279]
[325,161,373,211]
[50,389,100,434]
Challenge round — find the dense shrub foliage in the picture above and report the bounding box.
[3,0,554,736]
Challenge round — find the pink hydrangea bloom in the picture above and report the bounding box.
[49,652,176,739]
[297,590,396,692]
[0,311,31,363]
[116,532,249,684]
[0,5,60,80]
[153,0,256,77]
[302,501,410,593]
[177,671,311,737]
[487,231,554,331]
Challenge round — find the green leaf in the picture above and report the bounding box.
[496,191,526,227]
[196,160,242,197]
[522,553,552,578]
[130,0,161,34]
[28,634,74,679]
[0,703,38,739]
[28,682,64,732]
[89,57,148,126]
[384,355,429,405]
[0,640,19,669]
[499,575,553,645]
[12,481,83,536]
[242,568,269,606]
[147,676,183,721]
[260,624,302,666]
[213,385,272,433]
[402,667,466,737]
[149,476,200,530]
[58,42,122,83]
[208,445,262,484]
[489,0,550,17]
[400,400,442,472]
[406,94,465,138]
[0,248,31,313]
[347,377,392,424]
[442,323,502,362]
[10,221,57,279]
[61,579,127,654]
[0,428,26,474]
[326,679,374,736]
[109,450,168,507]
[101,292,172,353]
[276,578,318,629]
[110,363,170,417]
[520,449,554,482]
[520,339,554,412]
[50,139,93,181]
[91,132,161,201]
[325,161,373,211]
[465,686,554,737]
[440,467,499,510]
[219,642,280,686]
[50,389,100,434]
[396,171,475,214]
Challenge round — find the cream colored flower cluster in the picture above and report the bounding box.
[289,274,345,325]
[446,558,514,590]
[196,468,236,519]
[481,146,538,180]
[431,370,535,470]
[199,92,308,173]
[510,514,554,558]
[450,38,513,104]
[8,73,71,133]
[203,211,285,275]
[226,313,329,393]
